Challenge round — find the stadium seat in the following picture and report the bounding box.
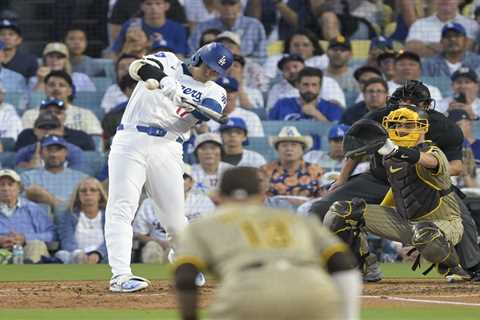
[81,151,106,177]
[91,135,104,153]
[0,152,16,169]
[421,76,453,98]
[0,138,15,152]
[250,108,267,120]
[94,58,116,81]
[73,91,105,119]
[4,92,26,111]
[248,137,276,162]
[91,77,114,93]
[28,91,45,109]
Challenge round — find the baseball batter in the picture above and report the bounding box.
[105,42,233,292]
[325,107,471,282]
[174,167,361,320]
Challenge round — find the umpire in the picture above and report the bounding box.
[310,80,480,280]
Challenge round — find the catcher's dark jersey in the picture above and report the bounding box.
[364,107,464,182]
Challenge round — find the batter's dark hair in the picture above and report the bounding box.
[219,167,261,199]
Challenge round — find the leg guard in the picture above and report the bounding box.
[411,221,460,268]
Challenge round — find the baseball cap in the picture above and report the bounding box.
[34,112,61,129]
[451,67,479,83]
[216,31,241,47]
[277,53,304,70]
[353,65,382,81]
[328,35,352,50]
[39,98,66,109]
[43,42,69,57]
[447,109,471,122]
[41,135,68,149]
[370,36,393,51]
[0,19,21,35]
[215,76,239,92]
[395,50,421,64]
[0,169,21,183]
[441,22,466,38]
[328,124,351,140]
[194,132,223,151]
[220,117,247,133]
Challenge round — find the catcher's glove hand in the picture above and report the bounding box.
[343,119,388,158]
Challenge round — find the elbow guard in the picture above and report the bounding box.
[128,58,167,82]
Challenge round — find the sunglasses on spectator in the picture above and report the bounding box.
[79,188,99,193]
[40,99,65,109]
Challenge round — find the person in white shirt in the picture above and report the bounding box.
[267,53,346,110]
[208,76,265,137]
[387,51,442,103]
[133,163,215,263]
[101,54,138,113]
[437,67,480,119]
[406,0,478,57]
[192,132,234,194]
[219,117,266,168]
[0,82,22,144]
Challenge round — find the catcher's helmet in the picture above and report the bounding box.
[388,80,434,110]
[382,106,429,147]
[190,42,233,75]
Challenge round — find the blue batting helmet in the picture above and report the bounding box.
[191,42,233,75]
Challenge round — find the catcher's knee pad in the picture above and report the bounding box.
[328,198,367,222]
[411,221,459,267]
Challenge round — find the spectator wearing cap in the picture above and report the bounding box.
[422,22,480,87]
[341,78,389,125]
[20,135,89,215]
[110,0,188,57]
[16,98,94,151]
[406,0,478,57]
[64,27,106,78]
[216,31,269,93]
[22,71,102,136]
[0,169,55,263]
[376,50,396,81]
[30,42,96,93]
[269,67,343,122]
[191,133,234,194]
[261,126,324,198]
[199,28,222,47]
[189,0,267,62]
[367,36,394,68]
[16,127,86,172]
[133,164,215,263]
[267,53,346,110]
[0,19,38,80]
[0,82,22,144]
[0,40,27,93]
[325,35,358,94]
[102,75,138,150]
[219,117,266,168]
[387,51,443,102]
[351,65,384,104]
[263,29,328,81]
[209,76,264,137]
[101,54,139,113]
[447,109,478,187]
[437,67,480,119]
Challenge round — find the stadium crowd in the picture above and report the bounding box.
[1,0,480,269]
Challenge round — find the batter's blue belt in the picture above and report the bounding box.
[117,124,183,144]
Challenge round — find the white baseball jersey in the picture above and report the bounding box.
[121,52,228,141]
[191,161,234,193]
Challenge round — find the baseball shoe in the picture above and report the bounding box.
[167,248,176,264]
[470,272,480,282]
[441,266,472,283]
[363,255,383,283]
[195,272,206,287]
[109,274,151,293]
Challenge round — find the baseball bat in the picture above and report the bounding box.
[180,97,229,125]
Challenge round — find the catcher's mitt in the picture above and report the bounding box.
[343,119,388,158]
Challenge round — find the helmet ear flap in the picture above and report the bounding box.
[191,52,202,67]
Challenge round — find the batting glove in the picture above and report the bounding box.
[377,138,398,157]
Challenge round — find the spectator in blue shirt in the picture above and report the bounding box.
[0,169,55,263]
[189,0,267,62]
[269,67,343,122]
[0,40,27,93]
[20,135,89,216]
[111,0,188,56]
[448,109,480,164]
[55,177,108,264]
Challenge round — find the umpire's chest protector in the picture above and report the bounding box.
[383,155,441,220]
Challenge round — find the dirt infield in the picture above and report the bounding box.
[0,279,479,309]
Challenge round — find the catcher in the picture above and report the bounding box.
[325,106,471,282]
[173,167,361,320]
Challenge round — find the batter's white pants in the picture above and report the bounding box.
[105,130,187,277]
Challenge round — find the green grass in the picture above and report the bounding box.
[363,307,480,320]
[0,262,442,282]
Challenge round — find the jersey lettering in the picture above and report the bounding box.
[181,85,202,103]
[240,218,293,248]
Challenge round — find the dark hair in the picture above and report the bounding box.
[64,25,86,40]
[119,74,137,92]
[284,29,324,56]
[297,67,323,83]
[219,167,261,198]
[44,70,73,87]
[200,28,222,47]
[115,53,140,72]
[362,77,388,93]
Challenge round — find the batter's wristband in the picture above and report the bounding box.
[393,147,420,164]
[138,64,167,82]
